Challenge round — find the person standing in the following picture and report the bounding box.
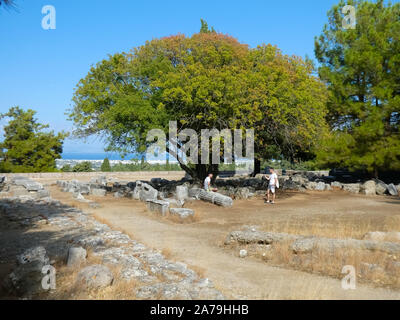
[204,173,213,192]
[266,168,279,204]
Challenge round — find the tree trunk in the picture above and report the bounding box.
[251,158,261,177]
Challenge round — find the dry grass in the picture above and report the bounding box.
[43,252,143,300]
[225,212,400,290]
[230,239,400,290]
[259,214,400,240]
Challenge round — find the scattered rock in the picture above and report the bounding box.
[225,230,298,245]
[77,265,113,289]
[176,185,189,201]
[169,208,195,219]
[331,181,342,189]
[91,188,106,197]
[342,183,360,194]
[239,249,247,258]
[387,183,399,196]
[375,180,388,195]
[363,231,386,242]
[235,187,250,199]
[361,180,376,196]
[315,182,326,191]
[4,246,50,296]
[146,200,169,216]
[67,247,87,268]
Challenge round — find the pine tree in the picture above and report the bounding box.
[101,157,111,172]
[0,107,67,173]
[314,0,400,177]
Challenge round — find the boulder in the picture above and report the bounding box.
[176,185,189,201]
[331,181,342,189]
[188,187,202,199]
[137,182,158,202]
[362,231,386,242]
[169,208,195,219]
[291,175,307,185]
[363,231,400,242]
[225,230,298,245]
[146,200,169,216]
[361,180,376,196]
[77,265,113,289]
[91,188,106,197]
[387,183,399,196]
[305,182,317,190]
[342,183,360,194]
[235,187,250,199]
[291,237,400,255]
[239,249,248,258]
[4,246,50,296]
[67,247,87,268]
[375,180,388,195]
[315,182,326,191]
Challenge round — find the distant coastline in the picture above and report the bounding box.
[61,153,138,160]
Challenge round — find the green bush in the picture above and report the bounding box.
[72,161,92,172]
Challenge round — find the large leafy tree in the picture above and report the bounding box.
[315,0,400,177]
[69,23,328,181]
[248,45,328,172]
[0,107,67,173]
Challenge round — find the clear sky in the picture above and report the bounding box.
[0,0,341,154]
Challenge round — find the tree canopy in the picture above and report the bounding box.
[0,107,67,173]
[69,21,328,181]
[315,0,400,177]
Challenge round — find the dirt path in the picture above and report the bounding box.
[49,187,400,300]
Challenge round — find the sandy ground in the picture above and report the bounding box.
[47,183,400,300]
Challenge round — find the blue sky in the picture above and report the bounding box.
[0,0,341,154]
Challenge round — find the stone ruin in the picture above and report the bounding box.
[55,172,399,222]
[1,176,50,199]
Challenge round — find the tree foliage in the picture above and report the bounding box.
[69,22,328,181]
[315,0,400,177]
[101,157,111,172]
[0,107,67,173]
[72,161,92,172]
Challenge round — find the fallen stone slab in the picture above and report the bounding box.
[363,231,400,242]
[91,188,106,197]
[169,208,194,219]
[292,237,400,255]
[199,190,233,207]
[225,230,299,245]
[146,200,169,216]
